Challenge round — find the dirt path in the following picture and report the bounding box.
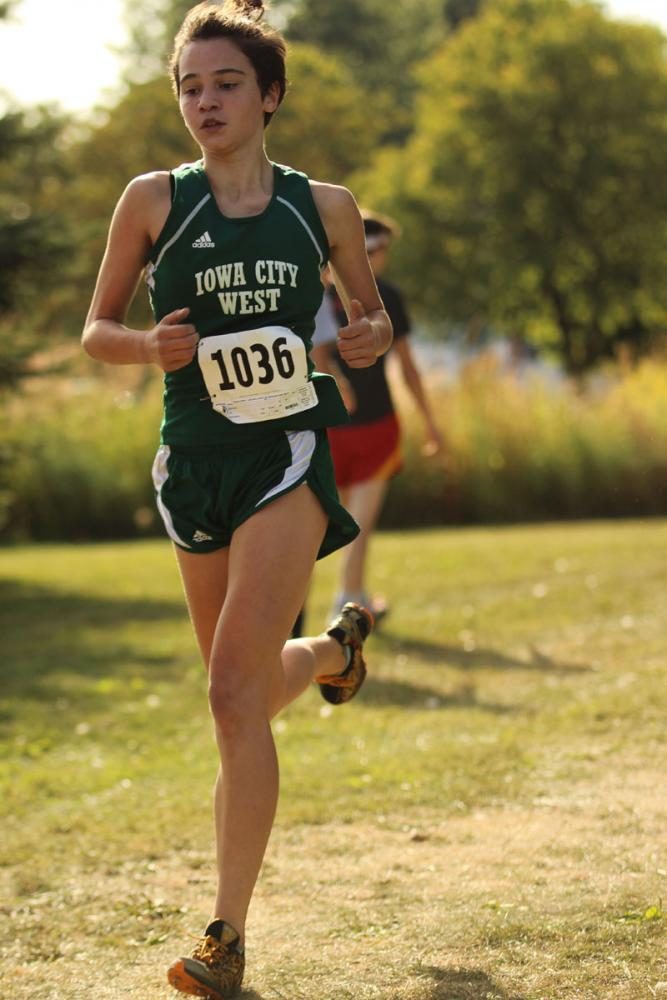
[3,761,665,1000]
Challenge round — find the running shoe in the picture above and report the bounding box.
[167,919,244,999]
[316,602,374,705]
[329,592,389,628]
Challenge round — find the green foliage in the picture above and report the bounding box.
[619,904,664,923]
[357,0,667,372]
[382,354,667,526]
[282,0,445,86]
[281,0,447,142]
[266,44,383,182]
[0,110,72,294]
[71,79,197,198]
[444,0,484,29]
[120,0,193,83]
[0,107,74,388]
[0,375,163,541]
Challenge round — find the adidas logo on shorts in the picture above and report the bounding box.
[192,231,215,248]
[193,529,213,543]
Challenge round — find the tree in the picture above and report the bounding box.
[121,0,192,83]
[357,0,667,372]
[265,44,383,182]
[278,0,446,142]
[444,0,483,30]
[0,105,73,389]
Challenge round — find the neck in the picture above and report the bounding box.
[203,146,272,192]
[202,148,275,217]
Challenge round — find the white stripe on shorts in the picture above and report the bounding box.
[151,444,193,549]
[256,430,316,507]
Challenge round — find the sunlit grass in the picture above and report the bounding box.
[1,522,665,998]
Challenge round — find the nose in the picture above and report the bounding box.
[198,86,220,111]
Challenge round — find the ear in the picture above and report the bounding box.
[263,80,281,114]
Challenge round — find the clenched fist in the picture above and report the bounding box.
[337,299,378,369]
[145,307,199,372]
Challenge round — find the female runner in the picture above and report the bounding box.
[82,2,392,995]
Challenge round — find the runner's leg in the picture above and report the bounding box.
[175,484,348,940]
[336,477,388,602]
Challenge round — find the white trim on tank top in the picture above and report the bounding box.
[153,193,212,272]
[147,189,324,286]
[276,196,325,268]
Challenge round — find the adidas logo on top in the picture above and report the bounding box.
[192,231,215,248]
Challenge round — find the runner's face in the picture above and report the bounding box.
[178,38,278,151]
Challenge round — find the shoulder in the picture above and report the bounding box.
[309,182,363,248]
[121,170,171,209]
[309,181,357,219]
[116,171,172,243]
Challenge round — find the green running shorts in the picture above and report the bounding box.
[151,428,358,558]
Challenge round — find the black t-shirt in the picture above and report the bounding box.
[327,276,410,426]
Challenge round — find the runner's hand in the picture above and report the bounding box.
[337,300,377,369]
[422,427,444,458]
[145,308,199,372]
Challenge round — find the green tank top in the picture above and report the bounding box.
[145,160,348,449]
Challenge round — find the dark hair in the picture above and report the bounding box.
[360,209,401,243]
[169,0,287,126]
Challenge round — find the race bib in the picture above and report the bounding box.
[198,326,318,424]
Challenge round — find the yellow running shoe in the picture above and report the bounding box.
[167,919,244,999]
[316,602,374,705]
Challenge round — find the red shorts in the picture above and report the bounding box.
[327,412,402,489]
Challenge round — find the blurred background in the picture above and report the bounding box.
[1,0,667,541]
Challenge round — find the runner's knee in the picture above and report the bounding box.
[208,651,275,738]
[208,662,256,738]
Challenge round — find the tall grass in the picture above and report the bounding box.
[0,374,163,541]
[382,353,667,526]
[1,354,667,541]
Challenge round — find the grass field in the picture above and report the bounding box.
[1,521,665,1000]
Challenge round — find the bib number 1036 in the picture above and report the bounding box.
[210,335,295,391]
[197,325,317,424]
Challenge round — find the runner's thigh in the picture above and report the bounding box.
[221,484,327,665]
[175,545,230,668]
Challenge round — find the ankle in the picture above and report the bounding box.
[205,917,244,950]
[313,633,350,683]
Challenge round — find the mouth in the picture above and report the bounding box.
[201,118,225,131]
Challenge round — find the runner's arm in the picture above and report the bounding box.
[311,183,393,367]
[82,173,199,372]
[394,337,444,456]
